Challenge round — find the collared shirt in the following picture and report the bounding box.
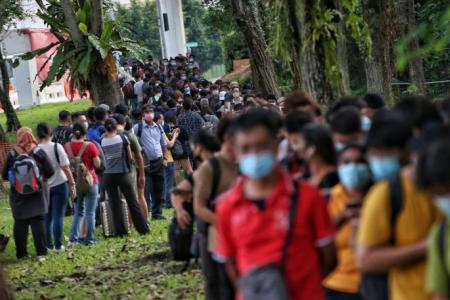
[133,122,166,160]
[216,168,335,300]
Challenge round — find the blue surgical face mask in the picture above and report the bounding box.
[338,163,371,190]
[435,194,450,216]
[239,152,276,179]
[335,142,346,152]
[369,156,400,182]
[361,116,372,132]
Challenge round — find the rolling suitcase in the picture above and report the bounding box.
[100,198,131,237]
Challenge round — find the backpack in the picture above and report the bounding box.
[10,148,42,195]
[359,174,403,300]
[65,142,93,194]
[168,158,221,263]
[84,138,105,174]
[168,201,194,262]
[87,123,105,144]
[122,80,136,99]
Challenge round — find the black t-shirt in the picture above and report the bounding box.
[52,125,72,145]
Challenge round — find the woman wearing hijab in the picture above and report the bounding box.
[1,128,55,260]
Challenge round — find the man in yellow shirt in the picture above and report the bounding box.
[357,110,440,300]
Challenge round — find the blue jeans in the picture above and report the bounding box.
[46,182,69,249]
[164,162,175,207]
[69,184,98,245]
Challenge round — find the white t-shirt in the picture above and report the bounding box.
[134,80,144,103]
[39,142,70,188]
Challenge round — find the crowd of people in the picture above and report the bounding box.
[2,53,450,300]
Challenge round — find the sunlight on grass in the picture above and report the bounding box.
[0,100,91,143]
[0,199,203,299]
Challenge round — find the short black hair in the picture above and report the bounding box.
[327,96,365,122]
[183,99,193,110]
[284,111,313,133]
[36,122,51,139]
[416,139,450,190]
[167,99,177,108]
[71,111,81,123]
[86,107,95,122]
[113,103,129,116]
[111,113,126,125]
[94,107,107,122]
[131,108,142,121]
[364,93,385,109]
[394,95,442,130]
[366,110,412,149]
[233,108,282,138]
[216,115,235,143]
[330,107,361,135]
[190,129,221,152]
[59,110,70,122]
[302,124,337,165]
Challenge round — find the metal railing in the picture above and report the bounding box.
[392,80,450,100]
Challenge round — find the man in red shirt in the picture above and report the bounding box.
[215,108,336,300]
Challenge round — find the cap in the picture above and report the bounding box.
[98,104,110,112]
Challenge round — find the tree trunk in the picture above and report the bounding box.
[334,0,351,95]
[364,0,395,104]
[89,74,122,107]
[229,0,281,98]
[0,50,21,132]
[396,0,427,94]
[297,0,334,105]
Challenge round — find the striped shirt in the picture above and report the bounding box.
[101,135,129,174]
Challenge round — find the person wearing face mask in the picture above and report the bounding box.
[357,110,440,300]
[329,108,364,153]
[324,144,372,300]
[415,138,450,300]
[231,88,242,104]
[133,105,167,220]
[193,117,239,300]
[215,109,336,300]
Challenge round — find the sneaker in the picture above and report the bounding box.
[37,255,46,262]
[55,245,65,251]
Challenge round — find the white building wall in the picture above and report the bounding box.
[157,0,186,58]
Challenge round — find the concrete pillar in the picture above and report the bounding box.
[156,0,187,59]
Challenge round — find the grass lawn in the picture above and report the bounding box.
[0,198,203,299]
[0,100,91,143]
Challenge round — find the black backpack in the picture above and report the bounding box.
[168,157,221,262]
[360,174,403,300]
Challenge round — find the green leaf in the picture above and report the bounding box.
[19,42,60,61]
[79,23,89,35]
[100,21,114,44]
[88,35,109,59]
